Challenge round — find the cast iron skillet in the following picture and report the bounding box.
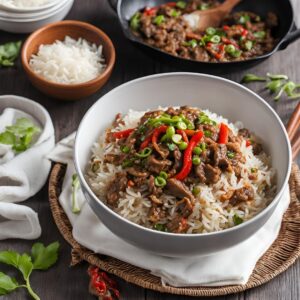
[116,0,300,73]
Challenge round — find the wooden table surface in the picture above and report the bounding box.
[0,0,300,299]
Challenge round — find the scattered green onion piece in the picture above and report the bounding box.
[120,145,130,153]
[253,31,266,39]
[193,146,202,155]
[227,151,235,159]
[239,14,250,24]
[136,147,152,158]
[192,186,201,196]
[170,9,181,17]
[192,155,201,165]
[198,112,216,126]
[167,143,176,151]
[210,35,221,44]
[154,176,167,187]
[244,40,253,51]
[130,12,141,31]
[231,49,242,58]
[183,39,198,48]
[122,159,134,168]
[241,74,267,83]
[160,133,168,142]
[251,168,257,173]
[225,44,235,54]
[200,142,206,151]
[179,141,188,151]
[283,81,296,96]
[176,1,186,9]
[166,125,176,137]
[171,115,182,122]
[154,223,167,231]
[266,73,289,81]
[176,121,187,130]
[266,80,283,93]
[159,171,168,180]
[206,27,216,35]
[274,87,284,101]
[187,123,195,130]
[153,15,165,25]
[172,134,182,144]
[233,214,243,225]
[204,130,212,137]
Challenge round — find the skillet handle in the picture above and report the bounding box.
[279,28,300,50]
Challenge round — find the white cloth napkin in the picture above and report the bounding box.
[0,95,55,240]
[49,133,290,287]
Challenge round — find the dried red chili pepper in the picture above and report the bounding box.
[174,131,204,180]
[112,128,134,139]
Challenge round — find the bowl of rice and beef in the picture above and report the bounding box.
[74,73,291,257]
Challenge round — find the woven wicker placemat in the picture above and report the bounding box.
[48,163,300,297]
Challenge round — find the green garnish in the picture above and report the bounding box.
[266,80,282,93]
[172,134,182,144]
[122,158,134,168]
[71,174,81,214]
[120,145,130,153]
[0,118,41,153]
[266,73,289,80]
[167,143,176,151]
[253,31,266,39]
[238,14,250,24]
[244,40,253,51]
[198,112,216,126]
[153,15,165,25]
[0,41,21,67]
[154,223,167,232]
[170,9,181,17]
[200,142,206,151]
[233,214,244,225]
[204,130,212,137]
[210,35,221,44]
[241,74,267,83]
[206,27,216,35]
[227,151,235,159]
[154,176,167,187]
[0,242,59,299]
[136,147,152,158]
[176,1,186,9]
[183,39,198,48]
[193,146,202,155]
[130,12,141,31]
[179,142,188,151]
[192,155,201,165]
[192,186,201,196]
[159,171,168,180]
[199,3,210,10]
[225,44,241,57]
[176,121,187,130]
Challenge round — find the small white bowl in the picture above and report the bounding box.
[0,0,73,33]
[0,0,60,13]
[75,73,292,257]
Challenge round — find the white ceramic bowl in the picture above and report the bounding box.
[0,0,73,33]
[0,0,69,19]
[75,73,292,257]
[0,0,60,13]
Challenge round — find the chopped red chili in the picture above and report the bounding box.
[174,131,204,180]
[140,134,152,149]
[112,128,134,139]
[144,6,157,15]
[218,123,229,144]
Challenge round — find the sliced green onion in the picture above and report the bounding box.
[154,223,167,231]
[172,134,182,144]
[200,142,206,151]
[241,74,267,83]
[130,12,141,31]
[159,171,168,180]
[153,15,165,25]
[120,145,130,153]
[251,167,257,173]
[283,81,296,97]
[274,87,284,101]
[239,14,250,24]
[136,147,152,158]
[198,112,216,125]
[176,1,186,9]
[170,9,181,17]
[192,155,201,165]
[227,151,235,159]
[244,40,253,51]
[192,186,201,196]
[171,115,182,122]
[166,125,176,137]
[167,143,176,151]
[210,35,221,43]
[71,174,81,214]
[206,27,216,35]
[253,31,266,39]
[231,49,242,58]
[266,73,289,81]
[204,130,212,137]
[233,214,243,225]
[122,158,134,168]
[183,39,198,48]
[187,123,195,130]
[266,80,283,93]
[155,176,167,187]
[225,44,236,54]
[176,121,187,130]
[179,141,188,151]
[193,146,202,155]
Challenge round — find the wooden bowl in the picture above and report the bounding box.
[21,20,116,101]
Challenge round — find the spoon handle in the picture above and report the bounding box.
[219,0,241,12]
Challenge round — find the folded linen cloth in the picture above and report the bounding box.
[0,95,55,240]
[49,133,290,287]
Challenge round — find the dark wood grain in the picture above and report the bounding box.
[0,0,299,299]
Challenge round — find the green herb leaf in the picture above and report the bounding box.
[130,12,141,31]
[241,74,267,83]
[266,79,283,93]
[176,1,186,9]
[170,9,181,17]
[0,272,20,295]
[233,214,243,225]
[0,131,15,145]
[153,15,165,25]
[283,81,296,97]
[0,41,21,67]
[253,31,266,39]
[0,250,20,268]
[31,242,60,270]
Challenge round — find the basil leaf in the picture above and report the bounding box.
[0,251,20,268]
[18,254,33,280]
[0,272,20,295]
[31,242,60,270]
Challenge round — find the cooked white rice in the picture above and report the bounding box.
[0,0,53,8]
[29,36,106,85]
[86,108,276,234]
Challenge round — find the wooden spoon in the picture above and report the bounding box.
[190,0,241,32]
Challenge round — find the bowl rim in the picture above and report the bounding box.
[74,72,292,238]
[21,20,116,89]
[0,0,62,13]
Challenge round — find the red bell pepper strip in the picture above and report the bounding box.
[246,139,252,147]
[166,2,177,7]
[223,25,230,31]
[152,125,168,152]
[176,129,189,143]
[182,129,196,136]
[140,134,152,149]
[144,6,157,15]
[174,131,204,181]
[112,128,134,139]
[218,123,229,144]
